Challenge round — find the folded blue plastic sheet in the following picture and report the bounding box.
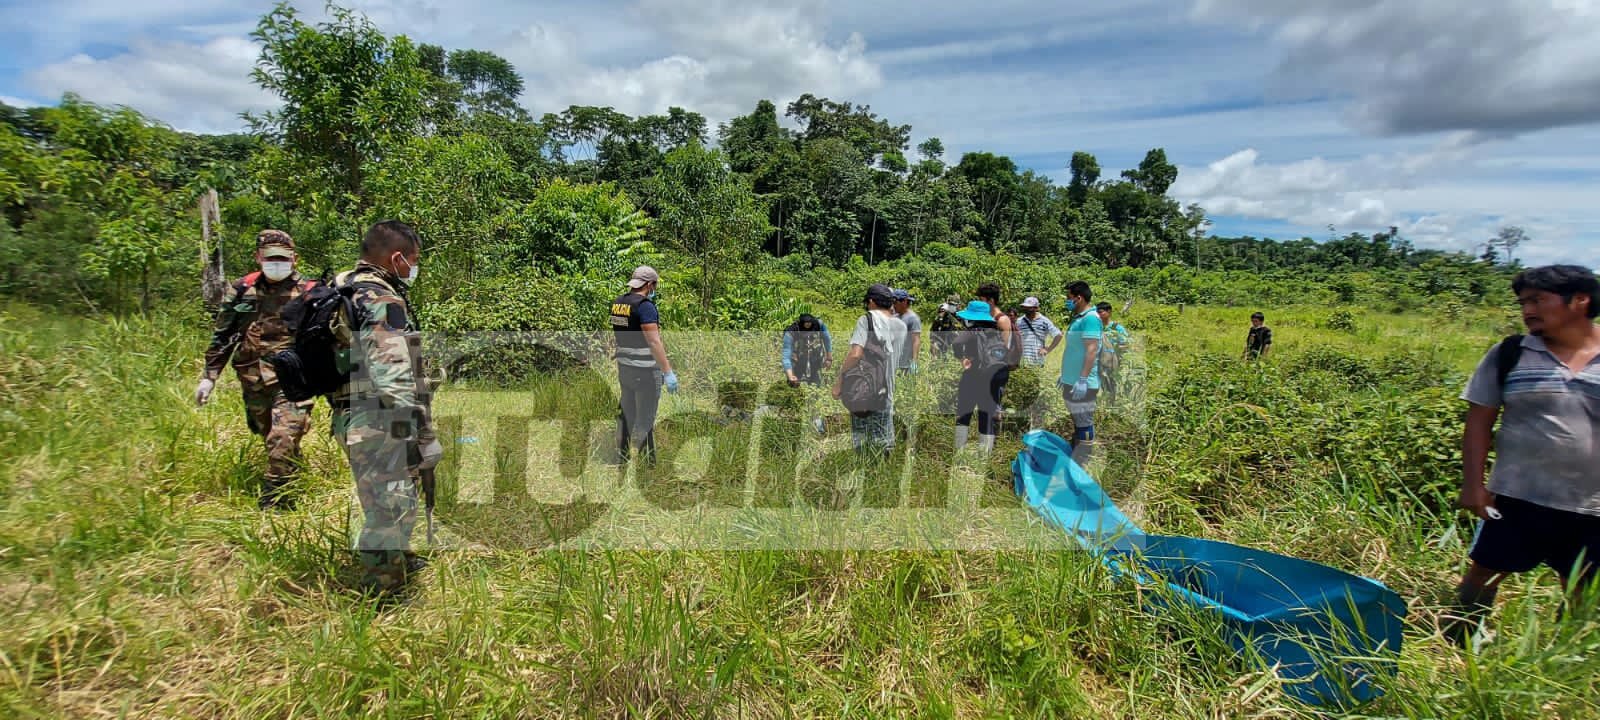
[1011,430,1407,707]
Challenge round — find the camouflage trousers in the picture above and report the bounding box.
[241,383,312,501]
[335,415,419,589]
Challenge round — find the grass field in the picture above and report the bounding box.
[2,300,1598,718]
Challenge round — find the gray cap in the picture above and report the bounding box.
[627,265,659,289]
[1021,296,1040,308]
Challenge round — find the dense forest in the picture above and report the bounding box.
[0,2,1514,326]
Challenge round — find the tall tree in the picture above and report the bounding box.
[785,93,910,166]
[1067,151,1100,206]
[953,151,1019,251]
[1123,148,1178,196]
[1493,225,1529,265]
[247,2,434,205]
[719,100,786,177]
[645,143,769,313]
[446,49,526,118]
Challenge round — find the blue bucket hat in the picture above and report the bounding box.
[956,300,994,323]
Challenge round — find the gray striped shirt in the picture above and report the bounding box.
[1015,313,1062,366]
[1462,333,1600,516]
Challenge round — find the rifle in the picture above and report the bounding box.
[407,435,438,546]
[420,466,437,545]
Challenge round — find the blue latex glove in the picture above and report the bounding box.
[1071,379,1089,401]
[662,371,680,393]
[908,361,919,374]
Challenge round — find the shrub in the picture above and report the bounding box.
[1124,306,1179,332]
[1325,308,1356,331]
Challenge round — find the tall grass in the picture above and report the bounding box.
[1,301,1596,718]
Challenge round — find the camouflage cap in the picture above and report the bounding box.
[257,230,295,253]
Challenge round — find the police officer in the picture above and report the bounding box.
[611,266,678,464]
[196,229,316,509]
[331,220,442,597]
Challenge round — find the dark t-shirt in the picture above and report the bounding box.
[1246,325,1272,355]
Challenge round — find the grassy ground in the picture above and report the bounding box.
[2,300,1597,718]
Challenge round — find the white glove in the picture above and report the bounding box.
[1071,380,1089,401]
[195,378,215,407]
[417,438,444,471]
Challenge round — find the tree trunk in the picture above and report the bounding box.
[199,189,226,310]
[868,210,877,264]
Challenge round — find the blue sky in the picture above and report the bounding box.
[3,0,1597,267]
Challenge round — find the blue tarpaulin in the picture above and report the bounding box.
[1011,430,1407,707]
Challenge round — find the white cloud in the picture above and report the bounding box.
[1191,0,1600,135]
[24,35,273,133]
[1,95,40,108]
[1173,131,1600,267]
[503,0,882,121]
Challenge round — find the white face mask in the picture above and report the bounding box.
[261,261,293,281]
[394,254,419,286]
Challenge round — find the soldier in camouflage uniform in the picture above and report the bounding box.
[196,230,316,509]
[331,220,442,596]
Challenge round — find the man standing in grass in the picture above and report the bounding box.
[195,230,316,510]
[1450,265,1600,645]
[1057,281,1101,465]
[333,221,443,597]
[1015,296,1062,430]
[611,265,678,465]
[930,294,965,359]
[1097,302,1131,403]
[833,284,906,455]
[892,289,922,376]
[1244,312,1272,359]
[782,312,832,433]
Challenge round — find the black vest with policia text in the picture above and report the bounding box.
[610,292,658,369]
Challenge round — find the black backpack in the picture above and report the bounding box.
[838,313,892,416]
[956,325,1010,372]
[1494,334,1524,388]
[267,277,382,402]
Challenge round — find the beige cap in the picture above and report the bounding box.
[627,265,659,289]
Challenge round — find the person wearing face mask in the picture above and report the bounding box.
[330,220,442,598]
[1057,281,1102,466]
[611,265,678,466]
[196,229,318,509]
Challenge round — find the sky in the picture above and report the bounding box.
[2,0,1597,267]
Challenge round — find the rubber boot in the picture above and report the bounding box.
[259,474,295,511]
[356,550,409,598]
[978,434,996,453]
[1070,440,1094,467]
[954,425,970,451]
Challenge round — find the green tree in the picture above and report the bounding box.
[1067,151,1100,206]
[447,49,525,118]
[645,143,769,313]
[246,2,434,206]
[785,93,910,166]
[1123,148,1178,196]
[954,151,1019,251]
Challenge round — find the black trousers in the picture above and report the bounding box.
[955,366,1008,435]
[617,365,662,462]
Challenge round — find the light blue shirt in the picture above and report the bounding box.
[781,323,833,370]
[1058,309,1103,389]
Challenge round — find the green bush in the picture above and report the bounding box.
[1325,308,1356,331]
[1124,306,1179,332]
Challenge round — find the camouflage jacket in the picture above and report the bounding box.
[202,271,315,385]
[331,262,433,439]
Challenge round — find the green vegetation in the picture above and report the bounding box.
[2,3,1515,327]
[4,299,1599,717]
[3,2,1594,717]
